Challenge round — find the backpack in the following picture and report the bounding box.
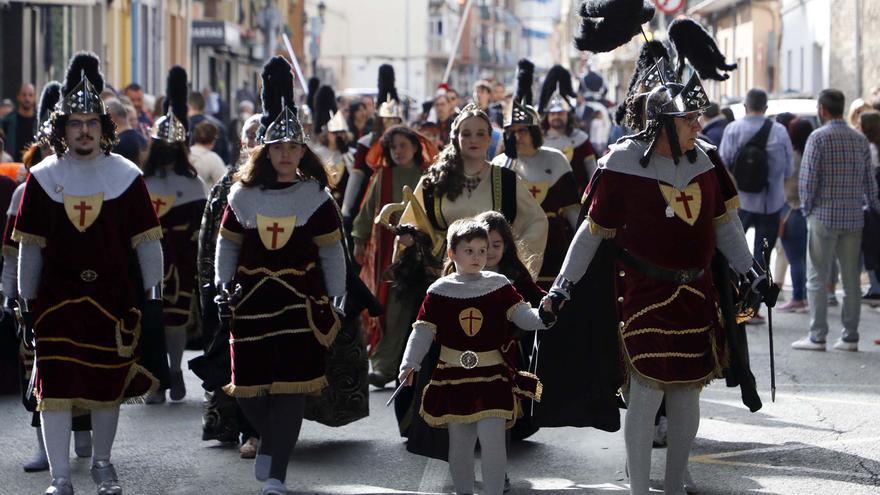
[731,119,773,193]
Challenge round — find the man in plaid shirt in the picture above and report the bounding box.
[792,89,880,352]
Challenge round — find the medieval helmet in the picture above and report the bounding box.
[152,66,189,143]
[59,52,107,116]
[538,65,577,114]
[377,64,404,121]
[504,58,539,127]
[34,81,62,143]
[259,56,306,145]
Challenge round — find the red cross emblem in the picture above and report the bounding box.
[459,307,484,336]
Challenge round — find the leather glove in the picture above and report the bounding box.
[538,299,557,327]
[15,300,35,351]
[747,260,780,308]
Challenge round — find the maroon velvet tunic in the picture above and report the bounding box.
[148,187,205,333]
[13,175,161,410]
[219,187,342,397]
[416,280,542,427]
[588,167,734,386]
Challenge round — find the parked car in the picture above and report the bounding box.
[728,98,820,128]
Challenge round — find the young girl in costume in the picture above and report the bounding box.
[399,218,553,495]
[214,56,346,495]
[143,66,207,403]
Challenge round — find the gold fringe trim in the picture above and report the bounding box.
[230,327,313,343]
[622,285,705,332]
[713,212,731,226]
[219,226,243,245]
[170,223,190,232]
[313,229,342,247]
[37,337,118,353]
[420,408,514,427]
[630,351,707,363]
[37,363,158,411]
[223,376,328,398]
[586,216,616,239]
[2,245,18,257]
[623,325,711,338]
[11,229,46,247]
[307,297,340,348]
[725,196,740,211]
[506,301,528,321]
[413,320,437,336]
[130,225,163,249]
[512,370,543,402]
[35,297,142,358]
[428,375,508,387]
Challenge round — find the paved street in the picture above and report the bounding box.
[2,293,880,495]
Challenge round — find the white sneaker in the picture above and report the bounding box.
[832,339,858,352]
[791,337,826,351]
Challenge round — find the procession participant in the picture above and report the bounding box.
[540,7,774,494]
[192,113,262,456]
[538,65,598,195]
[398,104,548,279]
[2,80,96,474]
[492,59,580,290]
[398,218,553,495]
[214,56,346,495]
[142,66,207,404]
[475,210,544,442]
[311,85,353,206]
[351,125,436,388]
[13,51,164,495]
[393,104,547,462]
[341,64,404,228]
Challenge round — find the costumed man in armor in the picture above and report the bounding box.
[13,51,164,495]
[540,5,776,494]
[538,65,599,195]
[392,104,547,461]
[214,56,346,495]
[311,85,354,207]
[3,80,94,474]
[492,59,580,290]
[352,125,437,388]
[191,112,262,457]
[341,64,404,230]
[142,66,207,404]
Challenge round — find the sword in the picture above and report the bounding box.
[762,238,776,402]
[385,368,414,407]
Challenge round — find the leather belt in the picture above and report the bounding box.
[439,346,504,369]
[617,248,705,285]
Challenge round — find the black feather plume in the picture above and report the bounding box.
[62,51,104,95]
[259,56,295,131]
[574,0,655,54]
[162,66,189,132]
[623,40,673,99]
[514,59,535,106]
[668,18,737,81]
[377,64,399,104]
[37,81,62,123]
[314,85,338,133]
[538,65,576,113]
[307,77,320,114]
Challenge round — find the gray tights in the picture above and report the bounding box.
[42,407,118,480]
[624,378,700,495]
[448,417,506,495]
[237,394,305,483]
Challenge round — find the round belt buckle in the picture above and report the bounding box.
[459,350,479,369]
[80,269,98,282]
